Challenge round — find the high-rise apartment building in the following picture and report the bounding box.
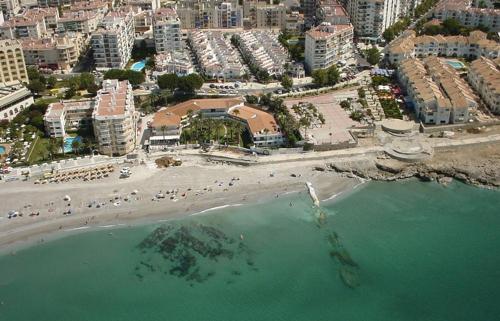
[91,8,135,70]
[347,0,403,39]
[153,7,182,54]
[92,79,137,156]
[305,22,354,71]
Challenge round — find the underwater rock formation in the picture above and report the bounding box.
[135,223,254,283]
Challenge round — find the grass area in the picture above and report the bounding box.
[380,99,403,119]
[27,137,50,164]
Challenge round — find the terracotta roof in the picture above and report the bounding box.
[151,108,181,128]
[230,106,280,135]
[166,98,243,117]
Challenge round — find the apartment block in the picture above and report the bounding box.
[237,30,290,76]
[176,0,243,29]
[0,7,58,39]
[189,30,245,79]
[92,79,137,156]
[44,99,94,137]
[316,0,351,25]
[0,82,34,121]
[284,11,305,35]
[245,2,286,29]
[69,0,111,16]
[153,7,182,54]
[0,39,28,85]
[433,0,500,32]
[398,56,477,124]
[386,30,500,65]
[21,33,86,71]
[305,22,354,71]
[347,0,402,38]
[57,11,101,34]
[468,57,500,114]
[91,8,135,70]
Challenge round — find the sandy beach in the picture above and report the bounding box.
[0,156,362,251]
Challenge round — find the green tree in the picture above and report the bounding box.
[78,72,95,90]
[87,82,99,96]
[312,69,328,87]
[177,74,204,93]
[46,76,57,89]
[103,69,145,86]
[326,65,339,85]
[281,75,293,90]
[340,100,351,109]
[382,28,395,42]
[157,73,179,90]
[28,79,46,95]
[64,85,77,99]
[365,47,381,65]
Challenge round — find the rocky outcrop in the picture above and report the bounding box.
[328,158,499,188]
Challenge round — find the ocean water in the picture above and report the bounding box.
[0,180,499,321]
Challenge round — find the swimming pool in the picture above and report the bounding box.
[446,60,465,69]
[130,60,146,72]
[0,146,5,155]
[64,136,82,153]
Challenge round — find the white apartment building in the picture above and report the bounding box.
[347,0,403,39]
[189,30,245,79]
[0,82,33,121]
[237,30,290,76]
[398,56,477,124]
[21,33,86,71]
[91,8,135,70]
[43,99,94,137]
[92,79,137,156]
[69,0,110,16]
[305,22,354,71]
[386,30,500,65]
[153,7,181,54]
[316,0,351,25]
[153,51,194,77]
[284,11,305,35]
[468,57,500,114]
[433,0,500,32]
[0,39,28,84]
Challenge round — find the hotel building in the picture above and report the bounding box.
[0,39,28,85]
[149,98,284,148]
[0,82,34,121]
[433,0,500,32]
[346,0,403,38]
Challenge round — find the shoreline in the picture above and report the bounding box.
[0,159,362,253]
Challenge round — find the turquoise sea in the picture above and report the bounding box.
[0,180,499,321]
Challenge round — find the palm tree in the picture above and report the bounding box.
[72,139,82,155]
[233,122,245,146]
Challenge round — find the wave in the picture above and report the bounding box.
[191,204,243,216]
[64,226,90,232]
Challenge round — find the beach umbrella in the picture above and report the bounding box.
[63,195,71,201]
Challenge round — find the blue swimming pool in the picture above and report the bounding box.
[64,136,82,153]
[0,146,5,155]
[130,60,146,72]
[446,60,465,69]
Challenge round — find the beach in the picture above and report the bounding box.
[0,156,361,251]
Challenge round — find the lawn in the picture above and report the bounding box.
[27,137,50,164]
